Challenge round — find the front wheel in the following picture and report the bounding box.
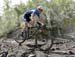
[39,35,54,51]
[38,30,54,51]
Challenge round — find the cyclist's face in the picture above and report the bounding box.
[38,9,43,14]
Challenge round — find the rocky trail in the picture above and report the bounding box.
[0,31,75,57]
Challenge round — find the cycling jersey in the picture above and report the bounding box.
[22,9,40,22]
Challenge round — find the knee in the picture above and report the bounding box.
[21,22,26,29]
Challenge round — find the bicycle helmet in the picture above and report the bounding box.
[37,6,43,11]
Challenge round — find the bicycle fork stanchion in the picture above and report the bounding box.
[28,29,42,50]
[33,37,43,51]
[32,31,39,50]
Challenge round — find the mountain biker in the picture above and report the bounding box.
[21,6,44,37]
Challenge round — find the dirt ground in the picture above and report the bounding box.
[0,36,75,57]
[0,32,75,57]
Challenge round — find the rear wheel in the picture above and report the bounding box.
[14,27,27,44]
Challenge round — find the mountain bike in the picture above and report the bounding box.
[14,22,54,51]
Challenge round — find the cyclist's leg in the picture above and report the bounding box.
[27,18,34,34]
[21,18,27,37]
[27,21,33,27]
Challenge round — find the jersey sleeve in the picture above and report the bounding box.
[33,10,40,17]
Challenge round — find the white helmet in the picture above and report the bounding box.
[37,6,43,10]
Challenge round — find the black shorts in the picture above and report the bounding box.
[22,17,31,23]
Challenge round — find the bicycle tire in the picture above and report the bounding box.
[37,30,54,51]
[39,38,54,51]
[14,28,27,44]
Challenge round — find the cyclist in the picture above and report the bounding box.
[21,6,44,37]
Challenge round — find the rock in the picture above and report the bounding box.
[56,48,60,50]
[35,51,47,57]
[51,48,55,51]
[72,46,75,48]
[28,54,36,57]
[7,53,16,57]
[68,51,74,54]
